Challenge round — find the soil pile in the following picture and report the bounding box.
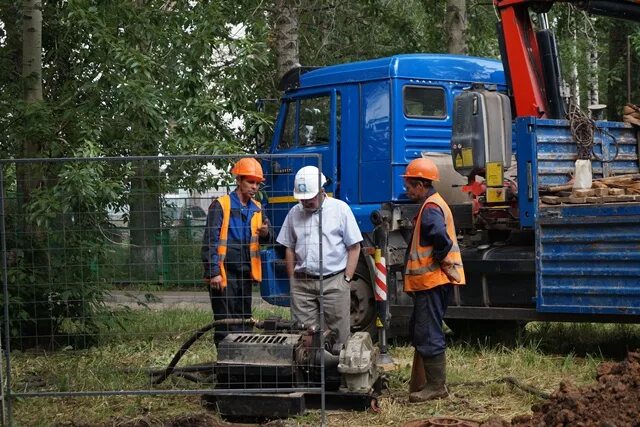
[504,351,640,426]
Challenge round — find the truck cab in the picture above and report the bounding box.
[263,54,505,230]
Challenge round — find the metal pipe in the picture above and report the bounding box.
[538,12,549,30]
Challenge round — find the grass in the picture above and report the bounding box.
[8,307,640,426]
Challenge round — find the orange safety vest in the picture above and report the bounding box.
[216,194,263,288]
[404,192,466,292]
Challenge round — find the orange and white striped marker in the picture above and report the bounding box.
[374,248,387,302]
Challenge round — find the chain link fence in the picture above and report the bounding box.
[0,154,335,425]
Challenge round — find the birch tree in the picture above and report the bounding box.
[446,0,467,54]
[274,0,300,79]
[587,30,600,106]
[19,0,43,199]
[569,29,580,106]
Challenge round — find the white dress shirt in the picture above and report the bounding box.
[276,197,363,276]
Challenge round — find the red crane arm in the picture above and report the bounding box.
[497,3,548,118]
[494,0,640,118]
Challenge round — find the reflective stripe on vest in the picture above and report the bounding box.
[404,192,466,292]
[217,195,263,288]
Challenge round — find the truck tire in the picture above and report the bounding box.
[350,261,377,340]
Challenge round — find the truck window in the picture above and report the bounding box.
[299,96,330,146]
[279,95,337,149]
[403,86,446,119]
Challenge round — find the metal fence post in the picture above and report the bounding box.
[0,164,12,426]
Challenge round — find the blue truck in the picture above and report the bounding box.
[259,1,640,339]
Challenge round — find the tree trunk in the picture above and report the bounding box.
[22,0,42,104]
[445,0,467,55]
[129,161,162,283]
[274,0,300,79]
[18,0,55,348]
[586,19,599,107]
[570,31,580,107]
[20,0,44,190]
[19,0,45,239]
[128,0,162,283]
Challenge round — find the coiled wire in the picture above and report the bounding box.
[567,103,619,162]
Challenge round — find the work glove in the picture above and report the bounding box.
[440,261,461,284]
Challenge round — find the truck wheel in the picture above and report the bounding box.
[350,274,377,339]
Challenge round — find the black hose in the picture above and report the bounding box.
[124,363,215,375]
[152,318,256,385]
[448,376,551,399]
[172,371,215,384]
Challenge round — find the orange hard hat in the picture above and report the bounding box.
[402,157,439,181]
[231,157,265,182]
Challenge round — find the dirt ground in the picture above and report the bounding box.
[481,351,640,427]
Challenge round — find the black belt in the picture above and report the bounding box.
[294,270,343,280]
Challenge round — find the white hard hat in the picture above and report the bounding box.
[293,166,327,200]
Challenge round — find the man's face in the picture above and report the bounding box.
[237,176,260,199]
[300,191,322,212]
[404,178,425,202]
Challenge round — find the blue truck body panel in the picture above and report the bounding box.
[516,118,640,314]
[299,54,505,88]
[536,204,640,314]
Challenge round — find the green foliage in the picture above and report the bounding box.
[467,1,501,58]
[0,1,273,348]
[269,0,501,71]
[1,158,123,349]
[294,0,446,66]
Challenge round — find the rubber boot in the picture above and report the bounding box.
[409,352,448,402]
[409,349,426,393]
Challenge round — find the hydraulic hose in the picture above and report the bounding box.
[152,318,256,385]
[449,376,550,399]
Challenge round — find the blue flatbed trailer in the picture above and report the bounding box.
[521,119,640,317]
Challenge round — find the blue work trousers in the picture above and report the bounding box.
[208,263,253,346]
[410,284,453,358]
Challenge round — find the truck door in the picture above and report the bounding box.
[265,91,340,230]
[359,81,391,203]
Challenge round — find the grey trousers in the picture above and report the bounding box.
[290,273,350,345]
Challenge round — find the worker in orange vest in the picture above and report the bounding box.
[202,158,271,345]
[403,157,465,402]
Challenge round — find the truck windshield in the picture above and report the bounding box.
[280,95,336,148]
[403,86,446,119]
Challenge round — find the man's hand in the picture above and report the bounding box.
[206,275,224,290]
[441,262,461,283]
[258,217,270,237]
